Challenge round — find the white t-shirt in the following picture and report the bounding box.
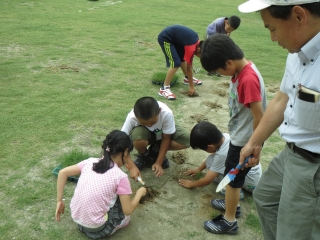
[206,133,262,187]
[121,101,176,136]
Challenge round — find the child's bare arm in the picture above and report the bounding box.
[119,187,147,215]
[152,133,171,177]
[179,170,218,189]
[55,165,81,222]
[184,160,206,176]
[186,63,195,95]
[250,101,264,130]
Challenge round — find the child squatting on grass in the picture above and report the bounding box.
[200,34,267,235]
[206,15,241,38]
[121,96,190,177]
[178,121,262,216]
[157,25,203,100]
[55,130,146,239]
[206,16,241,77]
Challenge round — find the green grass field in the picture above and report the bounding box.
[0,0,287,239]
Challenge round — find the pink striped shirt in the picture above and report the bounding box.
[70,158,132,228]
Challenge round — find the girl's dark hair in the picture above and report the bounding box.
[190,121,223,151]
[93,130,133,174]
[200,34,244,72]
[133,96,160,120]
[267,3,320,20]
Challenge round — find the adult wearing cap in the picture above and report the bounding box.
[238,1,320,239]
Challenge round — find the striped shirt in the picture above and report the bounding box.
[279,32,320,154]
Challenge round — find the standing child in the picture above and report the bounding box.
[178,121,262,212]
[158,25,203,100]
[121,96,190,177]
[200,34,267,235]
[55,130,146,239]
[206,16,241,38]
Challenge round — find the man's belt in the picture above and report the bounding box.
[287,142,320,163]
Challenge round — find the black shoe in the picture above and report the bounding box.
[204,214,238,235]
[162,157,170,169]
[147,144,169,169]
[134,153,148,170]
[210,199,241,218]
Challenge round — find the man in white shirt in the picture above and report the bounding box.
[238,1,320,239]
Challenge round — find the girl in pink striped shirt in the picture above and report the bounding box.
[55,130,146,239]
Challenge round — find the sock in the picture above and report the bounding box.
[163,85,170,89]
[223,215,236,223]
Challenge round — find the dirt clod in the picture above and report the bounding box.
[202,101,222,109]
[190,114,208,122]
[171,150,187,164]
[139,186,160,204]
[180,90,199,97]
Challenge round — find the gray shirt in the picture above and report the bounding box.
[228,62,267,146]
[206,17,226,37]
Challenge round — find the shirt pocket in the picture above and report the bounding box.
[295,97,320,131]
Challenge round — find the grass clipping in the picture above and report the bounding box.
[151,72,178,86]
[59,149,91,178]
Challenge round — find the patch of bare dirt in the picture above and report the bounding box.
[137,41,156,48]
[47,64,79,72]
[202,101,222,109]
[189,114,208,122]
[212,88,227,97]
[218,81,230,88]
[267,84,278,93]
[179,90,199,97]
[139,186,160,204]
[171,150,187,164]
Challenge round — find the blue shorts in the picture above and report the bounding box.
[158,37,184,68]
[224,142,251,188]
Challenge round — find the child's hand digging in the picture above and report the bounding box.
[178,179,194,189]
[136,187,147,198]
[184,168,200,177]
[152,162,164,177]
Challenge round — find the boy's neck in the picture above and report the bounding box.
[234,58,249,77]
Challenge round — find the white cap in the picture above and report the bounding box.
[239,0,320,13]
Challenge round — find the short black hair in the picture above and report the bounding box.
[133,96,160,120]
[200,34,244,72]
[228,16,241,29]
[190,121,223,151]
[267,3,320,20]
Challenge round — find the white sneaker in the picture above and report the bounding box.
[183,77,202,85]
[158,87,176,100]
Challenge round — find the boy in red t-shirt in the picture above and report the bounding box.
[158,25,203,100]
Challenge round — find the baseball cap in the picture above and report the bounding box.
[239,0,320,13]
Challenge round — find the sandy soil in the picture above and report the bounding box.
[115,74,279,240]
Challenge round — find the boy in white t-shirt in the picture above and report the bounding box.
[121,96,190,177]
[179,121,262,217]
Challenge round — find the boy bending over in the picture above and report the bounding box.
[179,121,262,217]
[158,25,203,100]
[200,34,267,235]
[121,96,190,177]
